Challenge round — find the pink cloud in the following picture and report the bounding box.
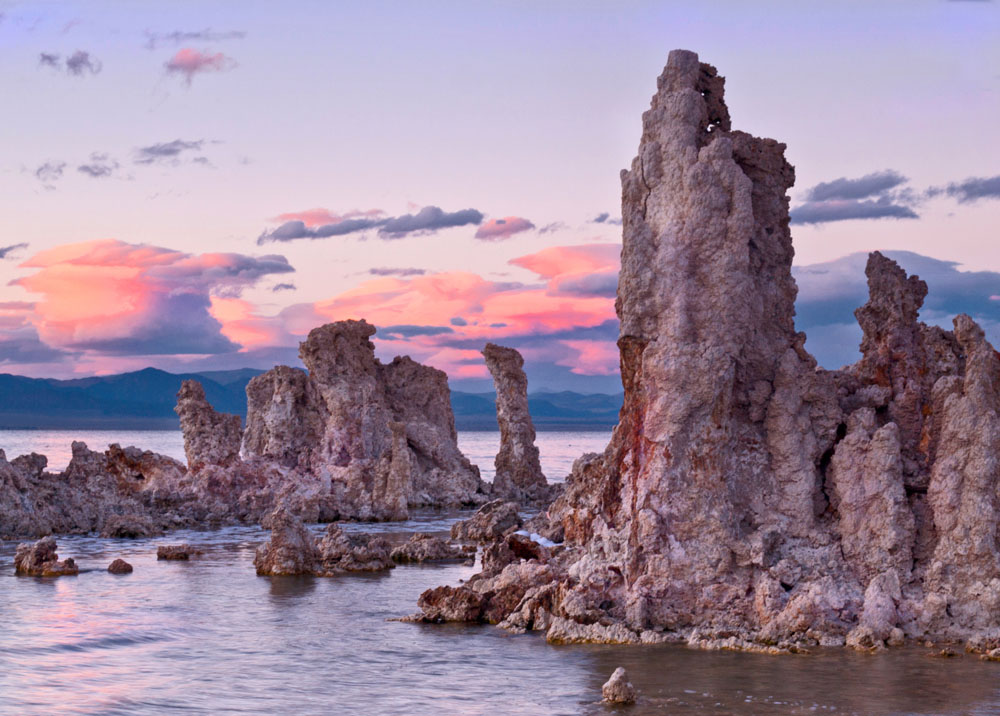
[272,208,384,227]
[509,243,620,278]
[474,216,535,241]
[13,239,292,355]
[164,48,236,84]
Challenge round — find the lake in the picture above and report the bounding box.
[2,430,1000,715]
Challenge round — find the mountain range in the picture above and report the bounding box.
[0,368,622,431]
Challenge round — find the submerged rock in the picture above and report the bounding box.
[602,667,637,705]
[391,534,474,563]
[482,343,550,504]
[14,537,78,576]
[412,49,1000,651]
[107,558,133,574]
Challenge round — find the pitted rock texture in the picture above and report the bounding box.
[107,558,133,574]
[391,534,474,563]
[450,500,522,543]
[602,667,637,705]
[414,49,1000,652]
[0,442,189,539]
[176,380,243,470]
[254,509,394,576]
[482,343,549,503]
[236,320,486,521]
[14,537,78,576]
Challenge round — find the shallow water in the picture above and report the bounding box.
[0,429,610,482]
[3,430,1000,714]
[3,520,1000,716]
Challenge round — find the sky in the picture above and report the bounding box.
[0,0,998,392]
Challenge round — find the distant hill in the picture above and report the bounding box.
[0,368,622,431]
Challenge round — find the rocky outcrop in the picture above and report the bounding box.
[254,508,320,575]
[0,442,188,539]
[413,49,1000,652]
[14,537,78,576]
[391,534,474,563]
[254,509,394,576]
[481,343,549,503]
[214,320,486,522]
[450,500,522,543]
[176,380,243,470]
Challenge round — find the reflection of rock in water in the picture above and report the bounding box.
[413,49,1000,653]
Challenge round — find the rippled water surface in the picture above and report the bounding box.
[3,430,1000,715]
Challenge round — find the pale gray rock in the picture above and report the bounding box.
[602,667,637,705]
[482,343,549,503]
[450,500,522,543]
[391,533,473,563]
[254,508,320,575]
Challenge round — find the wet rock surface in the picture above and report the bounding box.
[14,537,78,576]
[482,343,550,504]
[414,49,1000,652]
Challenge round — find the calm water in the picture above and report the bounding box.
[2,430,1000,715]
[0,429,609,482]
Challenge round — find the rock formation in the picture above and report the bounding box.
[14,537,78,576]
[157,544,202,560]
[195,319,486,523]
[176,381,243,470]
[107,558,133,574]
[450,500,522,543]
[0,442,187,539]
[391,534,474,563]
[413,49,1000,652]
[254,508,395,576]
[481,343,550,503]
[602,667,637,705]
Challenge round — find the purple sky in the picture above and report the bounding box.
[0,1,998,391]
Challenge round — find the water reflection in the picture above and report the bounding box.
[2,519,1000,716]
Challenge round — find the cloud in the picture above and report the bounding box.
[537,222,566,234]
[474,216,535,241]
[450,316,468,326]
[790,196,919,224]
[0,243,28,260]
[272,283,296,292]
[805,170,908,201]
[591,212,622,225]
[258,205,485,244]
[379,324,454,338]
[933,175,1000,203]
[13,239,294,356]
[379,206,484,238]
[145,29,246,50]
[35,161,66,188]
[273,208,384,227]
[77,152,119,178]
[164,48,236,85]
[38,50,102,76]
[134,139,206,165]
[548,271,619,298]
[509,243,620,279]
[368,267,426,277]
[791,170,920,225]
